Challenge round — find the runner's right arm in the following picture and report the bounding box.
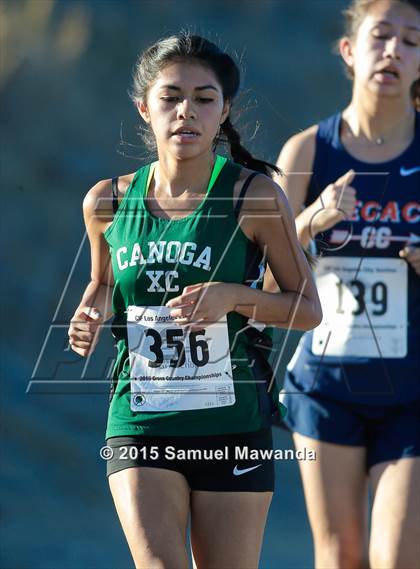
[276,127,357,247]
[68,180,115,357]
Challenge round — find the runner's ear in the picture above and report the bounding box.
[137,100,150,123]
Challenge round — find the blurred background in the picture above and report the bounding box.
[1,1,350,567]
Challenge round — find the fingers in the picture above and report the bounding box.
[168,302,213,327]
[166,285,203,308]
[69,320,98,334]
[399,245,420,260]
[70,347,87,357]
[172,318,207,330]
[68,306,103,357]
[71,307,103,331]
[337,194,357,217]
[335,187,356,211]
[335,192,355,206]
[338,188,357,204]
[68,326,99,344]
[79,307,102,321]
[68,328,95,342]
[170,305,204,322]
[334,169,356,187]
[318,170,356,218]
[169,307,194,319]
[68,338,93,349]
[68,333,98,357]
[399,246,420,275]
[333,170,356,197]
[399,246,413,258]
[69,342,97,357]
[182,283,203,292]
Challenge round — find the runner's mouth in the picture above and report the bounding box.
[374,66,400,80]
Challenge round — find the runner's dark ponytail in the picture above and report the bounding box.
[220,116,279,175]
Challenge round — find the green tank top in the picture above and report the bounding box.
[104,155,285,438]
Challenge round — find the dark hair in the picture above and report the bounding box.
[339,0,420,110]
[129,33,280,175]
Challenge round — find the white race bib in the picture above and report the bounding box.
[126,306,235,412]
[312,257,407,358]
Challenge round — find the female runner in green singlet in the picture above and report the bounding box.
[68,34,322,569]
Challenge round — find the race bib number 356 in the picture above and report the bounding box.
[126,306,235,412]
[312,257,408,358]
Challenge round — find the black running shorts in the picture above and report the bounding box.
[105,429,274,492]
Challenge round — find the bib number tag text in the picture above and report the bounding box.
[127,306,235,412]
[312,257,407,358]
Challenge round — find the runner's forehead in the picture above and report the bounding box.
[151,62,223,94]
[360,1,420,30]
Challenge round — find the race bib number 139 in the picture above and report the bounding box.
[126,306,235,412]
[312,257,408,358]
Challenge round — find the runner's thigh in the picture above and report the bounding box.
[109,467,190,569]
[369,457,420,569]
[293,433,368,554]
[190,490,272,569]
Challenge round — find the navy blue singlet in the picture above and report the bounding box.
[285,112,420,406]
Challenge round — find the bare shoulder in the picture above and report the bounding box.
[82,172,136,225]
[234,170,299,246]
[118,172,136,194]
[278,124,318,172]
[235,169,290,213]
[275,125,319,213]
[284,124,318,148]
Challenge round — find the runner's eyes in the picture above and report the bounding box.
[403,38,419,47]
[372,32,419,47]
[160,97,215,103]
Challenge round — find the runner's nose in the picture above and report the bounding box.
[177,98,197,120]
[383,36,401,60]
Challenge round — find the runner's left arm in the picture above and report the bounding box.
[167,176,322,331]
